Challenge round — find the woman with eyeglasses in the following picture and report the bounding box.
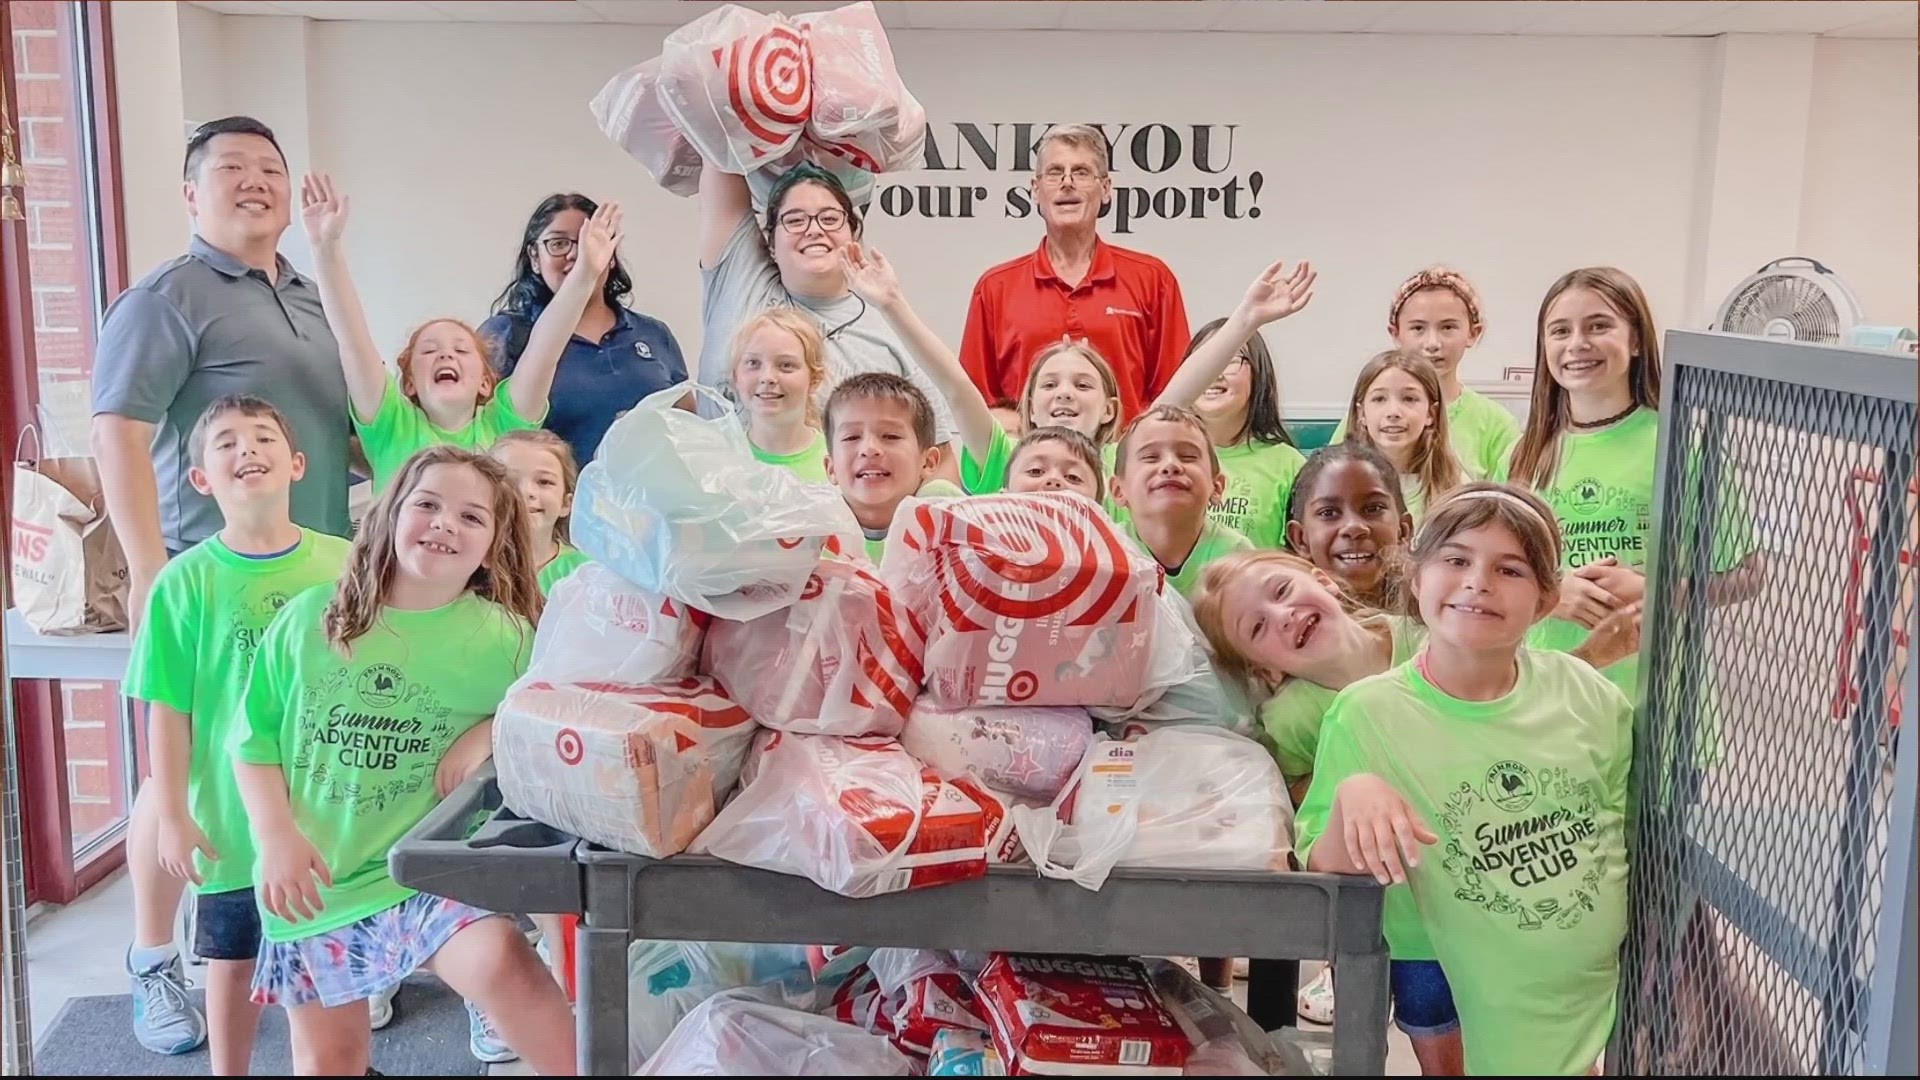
[694,158,959,477]
[481,193,689,466]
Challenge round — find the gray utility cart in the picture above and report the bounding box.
[392,765,1392,1076]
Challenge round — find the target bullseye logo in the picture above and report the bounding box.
[1007,671,1039,702]
[777,536,807,549]
[801,573,825,601]
[555,728,585,766]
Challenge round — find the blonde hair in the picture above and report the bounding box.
[1509,267,1663,491]
[1114,403,1221,478]
[1401,482,1562,625]
[1036,123,1110,175]
[731,307,828,425]
[1193,548,1378,689]
[325,446,542,654]
[1388,265,1486,336]
[489,428,579,546]
[396,319,498,410]
[1344,350,1464,512]
[1021,339,1124,446]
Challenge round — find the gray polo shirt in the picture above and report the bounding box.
[91,234,350,550]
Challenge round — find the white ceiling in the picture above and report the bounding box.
[186,1,1920,38]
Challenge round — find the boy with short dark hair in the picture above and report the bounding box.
[822,372,963,562]
[123,394,351,1073]
[1112,403,1252,597]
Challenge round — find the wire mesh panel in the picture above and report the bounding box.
[1615,333,1917,1076]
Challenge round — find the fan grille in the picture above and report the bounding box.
[1721,277,1841,343]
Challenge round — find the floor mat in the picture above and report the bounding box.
[32,974,485,1075]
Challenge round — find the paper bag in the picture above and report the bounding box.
[9,428,129,634]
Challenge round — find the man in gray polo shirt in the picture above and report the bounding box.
[89,116,349,1056]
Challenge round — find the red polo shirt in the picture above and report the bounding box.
[959,236,1190,421]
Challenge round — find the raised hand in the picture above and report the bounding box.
[1555,573,1624,630]
[838,243,907,311]
[1575,601,1644,671]
[1232,259,1317,329]
[573,201,624,280]
[300,173,349,247]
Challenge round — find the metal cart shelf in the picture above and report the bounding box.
[393,766,1391,1076]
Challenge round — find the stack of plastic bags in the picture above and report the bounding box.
[591,1,926,204]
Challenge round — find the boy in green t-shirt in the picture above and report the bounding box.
[821,372,963,563]
[122,395,351,1070]
[1113,404,1254,597]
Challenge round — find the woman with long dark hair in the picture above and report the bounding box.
[481,193,687,465]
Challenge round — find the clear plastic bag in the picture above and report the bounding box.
[793,2,928,174]
[637,988,914,1075]
[1142,958,1293,1076]
[899,700,1093,803]
[526,562,708,687]
[655,5,810,176]
[1011,728,1297,891]
[701,557,925,737]
[689,732,997,897]
[573,382,861,621]
[589,57,705,197]
[628,942,818,1068]
[1090,593,1254,736]
[494,677,755,858]
[879,492,1191,710]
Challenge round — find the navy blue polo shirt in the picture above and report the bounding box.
[480,304,687,465]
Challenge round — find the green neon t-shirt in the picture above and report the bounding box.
[1125,518,1253,598]
[865,479,965,563]
[1296,649,1632,1074]
[962,424,1119,507]
[752,430,830,485]
[235,586,533,941]
[1332,387,1519,481]
[123,530,352,894]
[1258,615,1424,787]
[353,374,542,495]
[538,546,591,595]
[1210,439,1307,550]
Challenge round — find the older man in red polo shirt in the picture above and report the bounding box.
[959,124,1190,421]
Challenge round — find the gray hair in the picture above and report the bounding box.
[1036,124,1110,176]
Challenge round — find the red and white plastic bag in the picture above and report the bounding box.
[1089,595,1255,737]
[880,493,1190,710]
[1011,728,1296,891]
[655,5,811,175]
[495,677,755,858]
[689,733,1002,897]
[899,700,1093,803]
[701,557,926,737]
[637,988,914,1076]
[589,57,705,197]
[792,2,927,174]
[976,954,1192,1076]
[527,562,708,687]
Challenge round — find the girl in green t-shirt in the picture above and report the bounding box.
[1298,483,1635,1075]
[1343,350,1465,522]
[233,446,571,1076]
[490,429,589,596]
[1183,318,1307,550]
[731,307,832,484]
[301,174,621,493]
[1283,443,1414,610]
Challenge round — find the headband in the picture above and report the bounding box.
[1437,487,1552,531]
[1389,266,1485,333]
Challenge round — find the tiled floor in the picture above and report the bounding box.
[24,871,1418,1075]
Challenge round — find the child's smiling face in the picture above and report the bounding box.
[825,397,935,530]
[1114,416,1223,522]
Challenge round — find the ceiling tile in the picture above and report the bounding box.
[1823,9,1919,38]
[1057,0,1227,32]
[900,1,1071,30]
[1668,0,1911,36]
[419,1,605,21]
[269,1,449,20]
[1209,1,1407,34]
[1507,2,1742,36]
[188,1,291,14]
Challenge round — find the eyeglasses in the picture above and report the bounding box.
[1038,165,1103,187]
[536,235,577,258]
[777,208,850,234]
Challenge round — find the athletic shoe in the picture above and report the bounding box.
[128,949,206,1055]
[368,983,398,1031]
[1298,966,1335,1025]
[468,1001,519,1064]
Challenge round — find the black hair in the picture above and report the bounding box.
[1187,317,1295,448]
[763,163,863,241]
[1286,442,1407,533]
[183,116,285,180]
[491,193,634,321]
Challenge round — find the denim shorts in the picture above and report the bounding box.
[194,887,263,962]
[1390,959,1460,1037]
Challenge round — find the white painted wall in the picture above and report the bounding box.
[110,1,191,281]
[138,14,1916,410]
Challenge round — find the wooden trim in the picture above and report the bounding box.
[82,0,129,298]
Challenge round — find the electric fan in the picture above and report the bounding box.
[1712,257,1863,344]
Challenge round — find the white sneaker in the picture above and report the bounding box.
[1297,967,1334,1025]
[368,983,399,1031]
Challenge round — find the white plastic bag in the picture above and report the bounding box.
[638,989,914,1075]
[880,492,1189,709]
[689,732,999,897]
[589,57,705,197]
[494,677,755,858]
[628,942,817,1068]
[701,557,925,737]
[793,2,927,174]
[573,382,861,621]
[1011,728,1296,891]
[656,5,810,175]
[525,562,708,687]
[1142,958,1293,1076]
[899,700,1093,802]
